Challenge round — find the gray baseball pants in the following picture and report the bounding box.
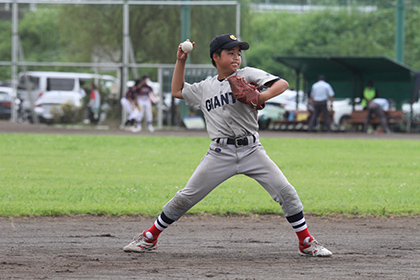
[163,134,304,221]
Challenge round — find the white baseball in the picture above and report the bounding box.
[181,41,193,52]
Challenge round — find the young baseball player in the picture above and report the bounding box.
[123,34,332,257]
[135,75,157,132]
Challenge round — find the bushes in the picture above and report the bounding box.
[50,101,84,124]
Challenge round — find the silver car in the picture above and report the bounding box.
[0,87,13,119]
[34,91,83,123]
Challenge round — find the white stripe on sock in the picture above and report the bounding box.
[290,217,306,227]
[294,224,308,233]
[154,220,165,231]
[157,216,170,228]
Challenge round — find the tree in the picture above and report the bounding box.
[55,4,238,78]
[244,6,420,88]
[1,2,419,85]
[19,8,66,63]
[0,20,12,80]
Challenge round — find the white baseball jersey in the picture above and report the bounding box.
[182,67,278,140]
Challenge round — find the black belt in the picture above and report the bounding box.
[217,135,256,147]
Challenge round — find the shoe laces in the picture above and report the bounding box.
[303,239,325,253]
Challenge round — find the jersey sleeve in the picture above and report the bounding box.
[181,81,205,109]
[237,67,279,89]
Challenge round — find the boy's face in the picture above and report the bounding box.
[214,46,242,74]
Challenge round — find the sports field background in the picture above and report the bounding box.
[1,132,418,217]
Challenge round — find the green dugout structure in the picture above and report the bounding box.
[273,56,419,110]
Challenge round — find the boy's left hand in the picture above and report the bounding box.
[227,75,265,110]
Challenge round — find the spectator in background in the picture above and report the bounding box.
[361,80,378,110]
[136,75,158,132]
[307,75,335,132]
[88,83,101,124]
[363,98,391,134]
[120,79,141,131]
[79,81,87,98]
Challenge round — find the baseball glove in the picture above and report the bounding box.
[227,75,264,110]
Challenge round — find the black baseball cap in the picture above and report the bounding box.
[209,34,249,58]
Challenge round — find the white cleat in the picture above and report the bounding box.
[123,231,157,253]
[299,236,332,257]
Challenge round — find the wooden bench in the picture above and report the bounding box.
[350,110,403,131]
[272,110,334,131]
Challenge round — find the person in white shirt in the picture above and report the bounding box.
[363,98,391,134]
[308,75,335,132]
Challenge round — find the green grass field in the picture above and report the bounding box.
[0,133,419,217]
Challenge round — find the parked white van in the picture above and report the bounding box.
[17,71,119,105]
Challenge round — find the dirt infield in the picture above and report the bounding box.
[1,121,420,279]
[1,215,420,280]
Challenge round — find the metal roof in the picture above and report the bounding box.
[273,55,418,107]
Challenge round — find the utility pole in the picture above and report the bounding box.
[11,0,18,123]
[181,0,191,48]
[179,0,191,121]
[121,0,130,126]
[395,0,405,63]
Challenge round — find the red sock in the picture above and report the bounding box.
[296,228,312,244]
[145,212,175,240]
[146,223,162,240]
